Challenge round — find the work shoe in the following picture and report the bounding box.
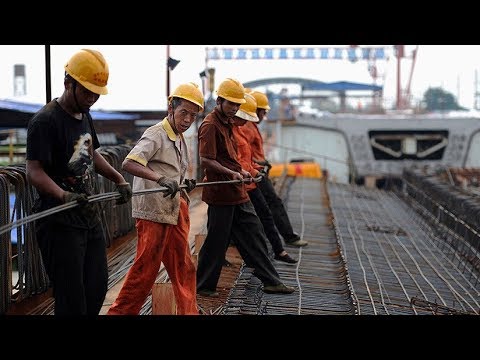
[263,283,295,294]
[285,233,301,242]
[197,289,219,297]
[286,239,308,247]
[274,253,298,264]
[284,233,308,246]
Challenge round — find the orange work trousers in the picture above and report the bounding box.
[107,198,197,315]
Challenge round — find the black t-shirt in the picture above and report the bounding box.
[27,99,101,227]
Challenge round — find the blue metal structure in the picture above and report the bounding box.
[243,78,382,92]
[206,47,386,62]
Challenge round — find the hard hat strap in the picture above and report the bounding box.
[72,80,84,114]
[218,98,229,119]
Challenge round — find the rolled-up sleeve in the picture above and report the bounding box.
[126,129,160,166]
[199,122,217,159]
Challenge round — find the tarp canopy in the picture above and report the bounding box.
[0,99,140,120]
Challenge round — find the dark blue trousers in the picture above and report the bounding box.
[197,201,282,292]
[36,214,108,316]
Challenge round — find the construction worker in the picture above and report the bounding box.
[196,78,295,297]
[232,93,297,264]
[26,49,133,315]
[107,82,201,315]
[245,90,308,247]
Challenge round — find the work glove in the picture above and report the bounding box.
[157,176,180,199]
[63,191,96,217]
[184,179,196,193]
[257,159,272,170]
[115,182,132,205]
[258,168,268,178]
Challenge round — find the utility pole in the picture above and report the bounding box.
[45,45,51,104]
[166,45,170,98]
[166,46,180,99]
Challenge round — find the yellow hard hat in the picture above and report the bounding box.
[250,91,271,110]
[216,78,246,104]
[235,93,258,122]
[168,82,204,111]
[244,87,253,94]
[64,49,109,95]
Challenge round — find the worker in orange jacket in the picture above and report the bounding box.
[243,90,308,247]
[232,93,297,263]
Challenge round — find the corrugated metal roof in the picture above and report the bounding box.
[0,99,140,120]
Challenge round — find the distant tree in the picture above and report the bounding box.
[422,87,467,111]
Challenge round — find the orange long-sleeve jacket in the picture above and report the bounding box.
[243,121,265,162]
[232,125,262,191]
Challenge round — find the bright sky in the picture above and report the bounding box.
[1,45,480,111]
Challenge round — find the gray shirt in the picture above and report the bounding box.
[127,118,189,225]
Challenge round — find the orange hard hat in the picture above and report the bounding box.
[250,90,271,110]
[168,82,204,111]
[64,49,109,95]
[216,78,246,104]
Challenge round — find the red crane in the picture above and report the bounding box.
[404,46,419,109]
[395,45,419,110]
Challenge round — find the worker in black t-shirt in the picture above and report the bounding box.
[26,49,132,316]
